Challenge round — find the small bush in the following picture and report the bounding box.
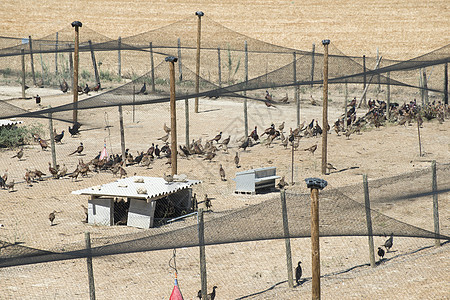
[0,123,44,148]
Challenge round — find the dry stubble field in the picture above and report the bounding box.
[0,1,449,299]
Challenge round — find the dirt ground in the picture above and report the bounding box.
[0,1,449,299]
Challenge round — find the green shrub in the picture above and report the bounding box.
[0,123,44,148]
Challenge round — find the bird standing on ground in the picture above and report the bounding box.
[49,211,56,226]
[83,84,90,94]
[205,194,212,211]
[81,205,88,223]
[163,123,171,134]
[138,82,147,94]
[326,163,337,172]
[5,179,15,192]
[249,126,259,141]
[234,152,240,168]
[295,261,302,285]
[211,132,222,143]
[60,79,69,93]
[383,233,394,252]
[69,142,84,156]
[54,130,64,143]
[377,247,385,260]
[68,122,81,137]
[163,173,173,183]
[219,135,230,152]
[239,138,249,151]
[11,148,24,160]
[265,100,276,108]
[207,286,217,300]
[304,144,317,155]
[277,176,288,189]
[38,138,48,150]
[48,162,58,178]
[265,90,272,101]
[219,164,226,181]
[34,94,41,105]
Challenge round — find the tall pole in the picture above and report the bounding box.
[55,32,59,74]
[198,208,207,300]
[280,190,294,288]
[432,160,440,247]
[362,55,367,108]
[166,56,178,175]
[149,42,155,92]
[363,174,376,267]
[28,36,36,86]
[195,11,204,113]
[71,21,82,125]
[305,178,327,300]
[88,40,100,85]
[85,232,96,300]
[244,41,249,138]
[294,52,300,126]
[118,36,121,79]
[321,40,330,175]
[386,72,391,120]
[218,47,222,88]
[185,98,190,148]
[48,112,57,170]
[310,43,315,87]
[118,105,126,163]
[444,63,448,105]
[21,49,26,99]
[344,80,348,131]
[177,38,183,82]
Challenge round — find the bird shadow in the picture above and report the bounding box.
[198,108,221,113]
[332,166,359,174]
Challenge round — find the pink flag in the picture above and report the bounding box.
[169,278,184,300]
[99,145,108,161]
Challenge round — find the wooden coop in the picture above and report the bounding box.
[72,176,201,229]
[233,166,280,194]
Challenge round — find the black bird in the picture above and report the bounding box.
[34,94,41,105]
[383,233,394,252]
[138,82,147,94]
[308,119,315,129]
[68,122,81,136]
[69,142,84,156]
[60,79,69,93]
[49,210,56,226]
[295,261,302,285]
[249,126,259,141]
[211,131,222,143]
[154,145,161,157]
[83,83,90,94]
[54,130,64,143]
[239,138,249,151]
[207,286,217,300]
[377,247,385,260]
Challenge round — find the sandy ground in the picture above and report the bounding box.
[0,1,449,299]
[0,84,448,299]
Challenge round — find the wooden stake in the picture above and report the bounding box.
[294,52,300,127]
[88,40,100,85]
[48,112,57,170]
[72,22,81,124]
[195,12,204,113]
[185,98,190,148]
[69,45,73,91]
[280,190,294,288]
[85,232,96,300]
[362,55,367,108]
[321,40,330,175]
[197,208,207,300]
[55,32,59,74]
[178,38,183,82]
[244,41,249,138]
[168,58,178,175]
[386,72,391,120]
[28,36,36,86]
[118,105,126,163]
[363,174,376,267]
[417,117,422,157]
[444,63,448,105]
[422,69,429,105]
[432,160,440,247]
[132,85,135,123]
[21,49,25,99]
[218,47,222,88]
[344,80,348,131]
[311,187,320,300]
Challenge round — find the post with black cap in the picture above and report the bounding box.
[321,39,330,175]
[71,21,82,125]
[166,56,178,175]
[195,11,204,113]
[305,177,327,300]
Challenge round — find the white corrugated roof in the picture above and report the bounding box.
[0,119,23,127]
[72,176,201,200]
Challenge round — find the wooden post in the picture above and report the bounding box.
[195,11,204,113]
[363,174,376,268]
[39,46,45,85]
[376,47,381,93]
[422,69,429,105]
[55,32,59,74]
[85,232,96,300]
[321,40,330,175]
[444,63,448,105]
[420,68,424,106]
[118,36,121,79]
[310,43,315,87]
[280,190,294,288]
[69,45,73,91]
[149,42,155,93]
[305,178,327,300]
[432,160,440,247]
[294,52,300,127]
[48,112,57,170]
[386,72,391,120]
[72,21,82,125]
[167,56,178,175]
[21,49,26,99]
[185,98,190,148]
[417,117,422,157]
[386,72,391,121]
[197,208,207,300]
[132,85,135,123]
[344,80,348,131]
[88,40,100,85]
[244,41,249,138]
[118,105,126,163]
[177,38,182,82]
[362,55,367,108]
[28,36,36,86]
[218,47,222,88]
[291,143,295,184]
